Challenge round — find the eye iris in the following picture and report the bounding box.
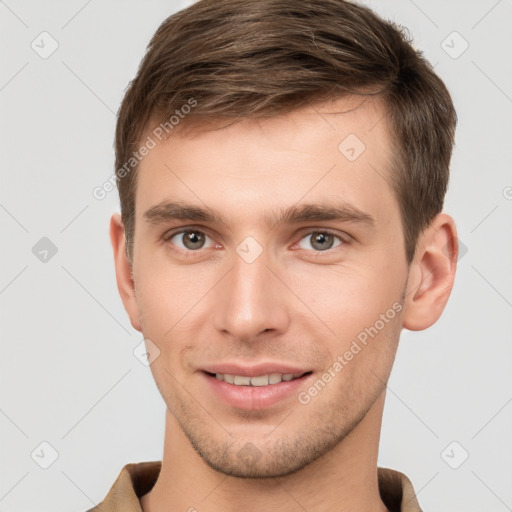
[183,231,205,250]
[311,232,334,251]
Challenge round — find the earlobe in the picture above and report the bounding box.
[402,213,458,331]
[110,214,142,332]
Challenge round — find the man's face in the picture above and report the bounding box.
[130,96,410,477]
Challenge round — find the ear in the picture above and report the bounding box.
[110,213,142,332]
[402,213,458,331]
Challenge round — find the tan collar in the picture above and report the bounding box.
[86,461,422,512]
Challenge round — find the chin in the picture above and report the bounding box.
[185,427,346,480]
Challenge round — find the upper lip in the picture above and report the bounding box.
[202,362,311,377]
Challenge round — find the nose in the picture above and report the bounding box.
[212,248,291,343]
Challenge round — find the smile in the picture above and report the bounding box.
[211,372,307,386]
[203,370,314,410]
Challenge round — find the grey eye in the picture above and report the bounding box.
[298,232,342,251]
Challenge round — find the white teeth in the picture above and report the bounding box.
[233,375,251,385]
[268,373,282,384]
[214,372,304,386]
[250,375,269,387]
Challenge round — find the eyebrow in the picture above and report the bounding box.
[143,200,375,228]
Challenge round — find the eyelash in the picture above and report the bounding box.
[162,227,348,256]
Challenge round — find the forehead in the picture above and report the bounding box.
[135,95,397,226]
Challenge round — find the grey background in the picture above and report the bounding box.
[1,0,511,510]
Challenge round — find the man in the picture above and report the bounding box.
[90,0,458,510]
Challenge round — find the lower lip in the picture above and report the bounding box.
[202,372,312,411]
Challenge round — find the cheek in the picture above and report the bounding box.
[134,257,218,345]
[287,262,403,335]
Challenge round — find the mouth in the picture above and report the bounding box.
[205,371,312,386]
[201,368,314,410]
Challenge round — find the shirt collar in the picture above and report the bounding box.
[87,461,422,512]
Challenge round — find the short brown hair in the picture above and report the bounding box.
[115,0,457,264]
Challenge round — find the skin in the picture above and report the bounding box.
[110,95,458,512]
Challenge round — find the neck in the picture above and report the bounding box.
[141,391,389,512]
